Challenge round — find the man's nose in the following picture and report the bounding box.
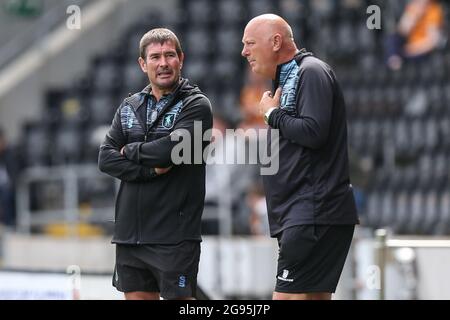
[159,56,168,66]
[241,46,248,57]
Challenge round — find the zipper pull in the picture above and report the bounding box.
[144,134,147,142]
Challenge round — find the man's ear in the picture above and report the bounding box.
[138,56,147,73]
[272,33,282,52]
[179,52,185,70]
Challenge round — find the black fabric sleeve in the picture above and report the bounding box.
[123,95,213,167]
[98,104,157,182]
[268,63,333,149]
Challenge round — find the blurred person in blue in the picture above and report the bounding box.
[0,128,18,228]
[98,28,213,300]
[241,14,359,300]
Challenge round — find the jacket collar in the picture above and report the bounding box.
[126,79,185,111]
[273,48,313,91]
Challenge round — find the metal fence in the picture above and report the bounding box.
[375,228,450,299]
[16,164,117,234]
[15,164,233,236]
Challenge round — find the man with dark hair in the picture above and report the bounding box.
[98,28,213,300]
[241,14,359,300]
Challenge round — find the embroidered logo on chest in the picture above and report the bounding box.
[158,101,183,130]
[162,113,176,129]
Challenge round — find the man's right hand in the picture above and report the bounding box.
[155,167,172,175]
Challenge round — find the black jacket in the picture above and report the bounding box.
[98,78,213,244]
[265,50,359,237]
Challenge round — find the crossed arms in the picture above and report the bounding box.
[98,96,212,182]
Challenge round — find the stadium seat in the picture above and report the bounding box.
[217,0,246,26]
[423,191,439,234]
[185,0,214,27]
[394,192,410,234]
[436,192,450,234]
[86,93,116,125]
[52,124,82,165]
[22,123,51,167]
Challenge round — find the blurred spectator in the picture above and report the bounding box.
[205,114,233,204]
[386,0,445,70]
[348,149,373,216]
[238,67,271,130]
[203,115,232,234]
[205,114,260,235]
[246,182,269,236]
[0,128,18,227]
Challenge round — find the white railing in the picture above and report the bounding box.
[15,164,233,236]
[16,164,117,234]
[375,228,450,299]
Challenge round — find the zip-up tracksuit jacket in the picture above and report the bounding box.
[265,50,359,237]
[98,78,213,244]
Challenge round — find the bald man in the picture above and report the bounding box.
[242,14,359,300]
